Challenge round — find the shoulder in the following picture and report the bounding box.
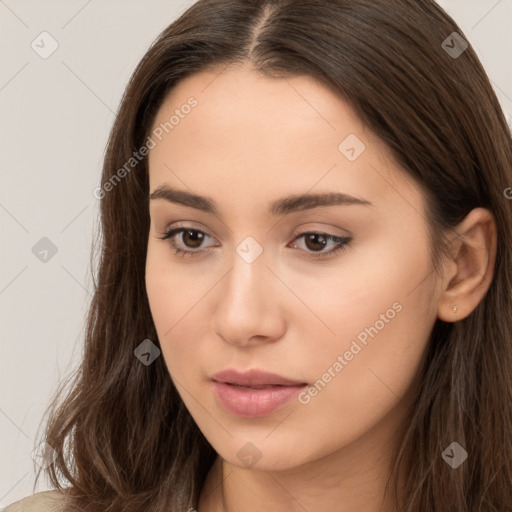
[3,490,66,512]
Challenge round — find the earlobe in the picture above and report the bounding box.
[436,208,497,322]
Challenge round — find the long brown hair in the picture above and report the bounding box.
[35,0,512,510]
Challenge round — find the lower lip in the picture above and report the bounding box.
[212,381,307,418]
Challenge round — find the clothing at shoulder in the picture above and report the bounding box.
[3,490,66,512]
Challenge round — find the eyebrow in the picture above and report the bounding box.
[149,184,374,216]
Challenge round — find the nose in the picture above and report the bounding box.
[211,245,287,348]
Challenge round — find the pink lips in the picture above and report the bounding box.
[211,368,307,418]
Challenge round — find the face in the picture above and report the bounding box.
[145,63,441,471]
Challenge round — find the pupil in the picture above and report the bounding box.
[184,230,203,248]
[306,234,326,251]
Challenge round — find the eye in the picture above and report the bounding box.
[157,227,351,259]
[288,232,351,259]
[157,227,216,257]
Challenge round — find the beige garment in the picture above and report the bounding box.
[3,490,66,512]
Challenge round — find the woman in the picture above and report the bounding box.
[7,0,512,510]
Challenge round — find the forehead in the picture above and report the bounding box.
[149,63,365,147]
[147,64,424,216]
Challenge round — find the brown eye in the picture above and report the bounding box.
[180,229,205,249]
[290,232,351,259]
[303,233,328,252]
[157,228,215,257]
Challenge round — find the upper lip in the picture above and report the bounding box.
[212,368,307,387]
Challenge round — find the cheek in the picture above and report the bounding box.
[290,288,431,458]
[146,246,174,329]
[145,244,212,376]
[145,240,199,328]
[295,245,434,424]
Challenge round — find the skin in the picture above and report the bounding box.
[145,62,497,512]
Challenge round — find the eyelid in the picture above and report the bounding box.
[163,220,214,235]
[289,223,350,240]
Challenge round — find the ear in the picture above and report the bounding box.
[437,207,497,322]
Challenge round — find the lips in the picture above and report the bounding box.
[211,368,307,387]
[210,369,308,417]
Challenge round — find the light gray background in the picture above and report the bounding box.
[1,0,511,507]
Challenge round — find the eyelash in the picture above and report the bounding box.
[157,227,351,260]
